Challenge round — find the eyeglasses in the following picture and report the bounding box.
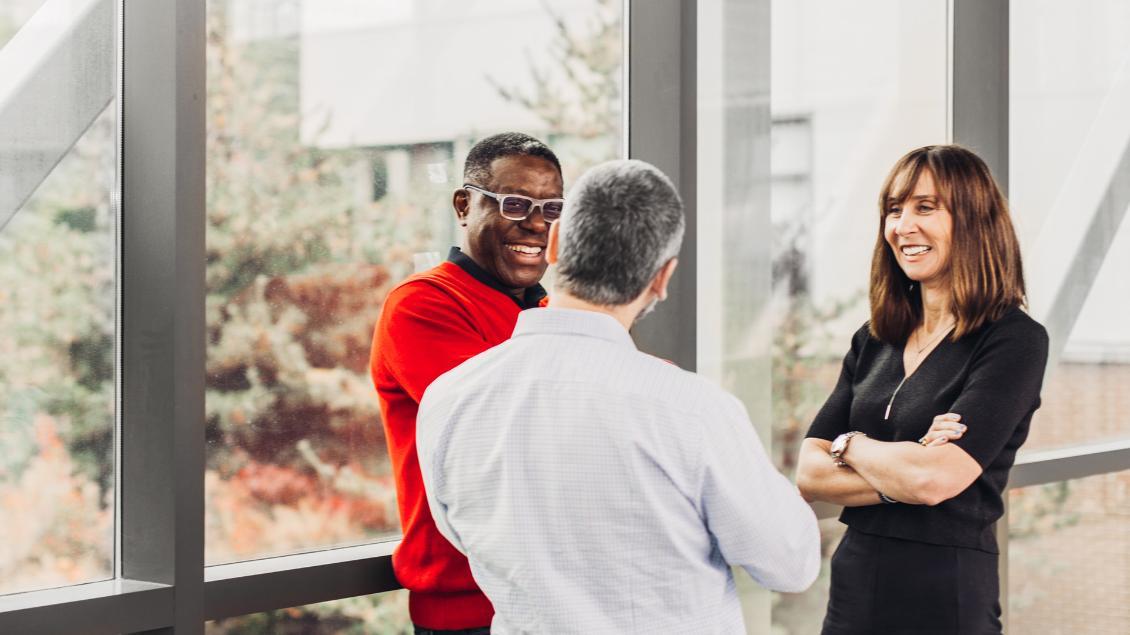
[463,184,564,223]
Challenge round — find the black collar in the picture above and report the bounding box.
[447,247,548,310]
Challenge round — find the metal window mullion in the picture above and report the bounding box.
[121,0,206,632]
[950,0,1009,627]
[627,0,697,371]
[1010,438,1130,488]
[951,0,1008,187]
[0,545,399,631]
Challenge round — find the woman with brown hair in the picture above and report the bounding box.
[796,145,1049,634]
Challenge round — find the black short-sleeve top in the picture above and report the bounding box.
[805,307,1049,553]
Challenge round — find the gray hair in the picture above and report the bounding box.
[556,159,685,306]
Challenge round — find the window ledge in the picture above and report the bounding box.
[0,579,173,633]
[204,540,400,620]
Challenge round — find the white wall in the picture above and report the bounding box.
[298,0,607,148]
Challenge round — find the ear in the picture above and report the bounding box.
[453,188,470,226]
[649,258,678,301]
[547,222,561,265]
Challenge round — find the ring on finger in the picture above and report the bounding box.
[918,437,929,446]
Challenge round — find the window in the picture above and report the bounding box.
[1009,471,1130,633]
[204,0,623,565]
[767,0,948,475]
[0,0,118,596]
[762,1,948,631]
[1011,0,1130,452]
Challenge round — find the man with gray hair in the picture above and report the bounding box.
[416,159,820,633]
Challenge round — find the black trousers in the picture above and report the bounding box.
[821,528,1002,635]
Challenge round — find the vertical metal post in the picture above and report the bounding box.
[121,0,206,631]
[628,0,697,371]
[951,0,1009,629]
[951,0,1009,190]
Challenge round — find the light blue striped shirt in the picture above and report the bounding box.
[417,307,820,634]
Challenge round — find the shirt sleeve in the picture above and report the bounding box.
[805,325,867,441]
[416,389,466,555]
[947,315,1049,468]
[374,280,491,403]
[699,396,821,593]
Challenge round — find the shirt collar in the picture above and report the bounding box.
[512,307,636,349]
[448,246,548,310]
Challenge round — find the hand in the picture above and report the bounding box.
[918,413,966,447]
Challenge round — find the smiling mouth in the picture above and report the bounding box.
[507,244,544,256]
[901,245,931,257]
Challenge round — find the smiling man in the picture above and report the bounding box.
[369,132,562,634]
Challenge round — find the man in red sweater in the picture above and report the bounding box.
[370,132,562,633]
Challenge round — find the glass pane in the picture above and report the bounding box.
[0,3,117,595]
[766,0,948,631]
[695,0,775,625]
[1011,1,1130,452]
[1009,470,1130,633]
[0,0,48,48]
[205,0,623,563]
[206,590,411,634]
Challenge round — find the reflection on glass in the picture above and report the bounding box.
[1009,471,1130,633]
[0,1,117,596]
[0,0,48,48]
[204,0,622,564]
[767,0,947,631]
[206,590,411,635]
[1011,0,1130,452]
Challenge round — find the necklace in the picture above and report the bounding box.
[912,319,955,360]
[885,319,955,421]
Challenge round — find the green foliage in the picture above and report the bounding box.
[0,388,40,478]
[488,0,622,179]
[202,0,423,465]
[0,12,16,48]
[206,6,355,297]
[207,593,410,635]
[770,221,865,474]
[200,0,426,565]
[0,106,116,493]
[1009,480,1080,539]
[0,80,116,587]
[55,206,99,233]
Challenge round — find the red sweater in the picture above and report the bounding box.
[370,252,546,629]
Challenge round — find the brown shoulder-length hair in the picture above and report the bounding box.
[870,145,1026,344]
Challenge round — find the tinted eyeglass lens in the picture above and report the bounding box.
[500,196,533,219]
[541,201,564,221]
[497,195,564,222]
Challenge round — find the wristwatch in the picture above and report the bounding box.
[829,431,867,467]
